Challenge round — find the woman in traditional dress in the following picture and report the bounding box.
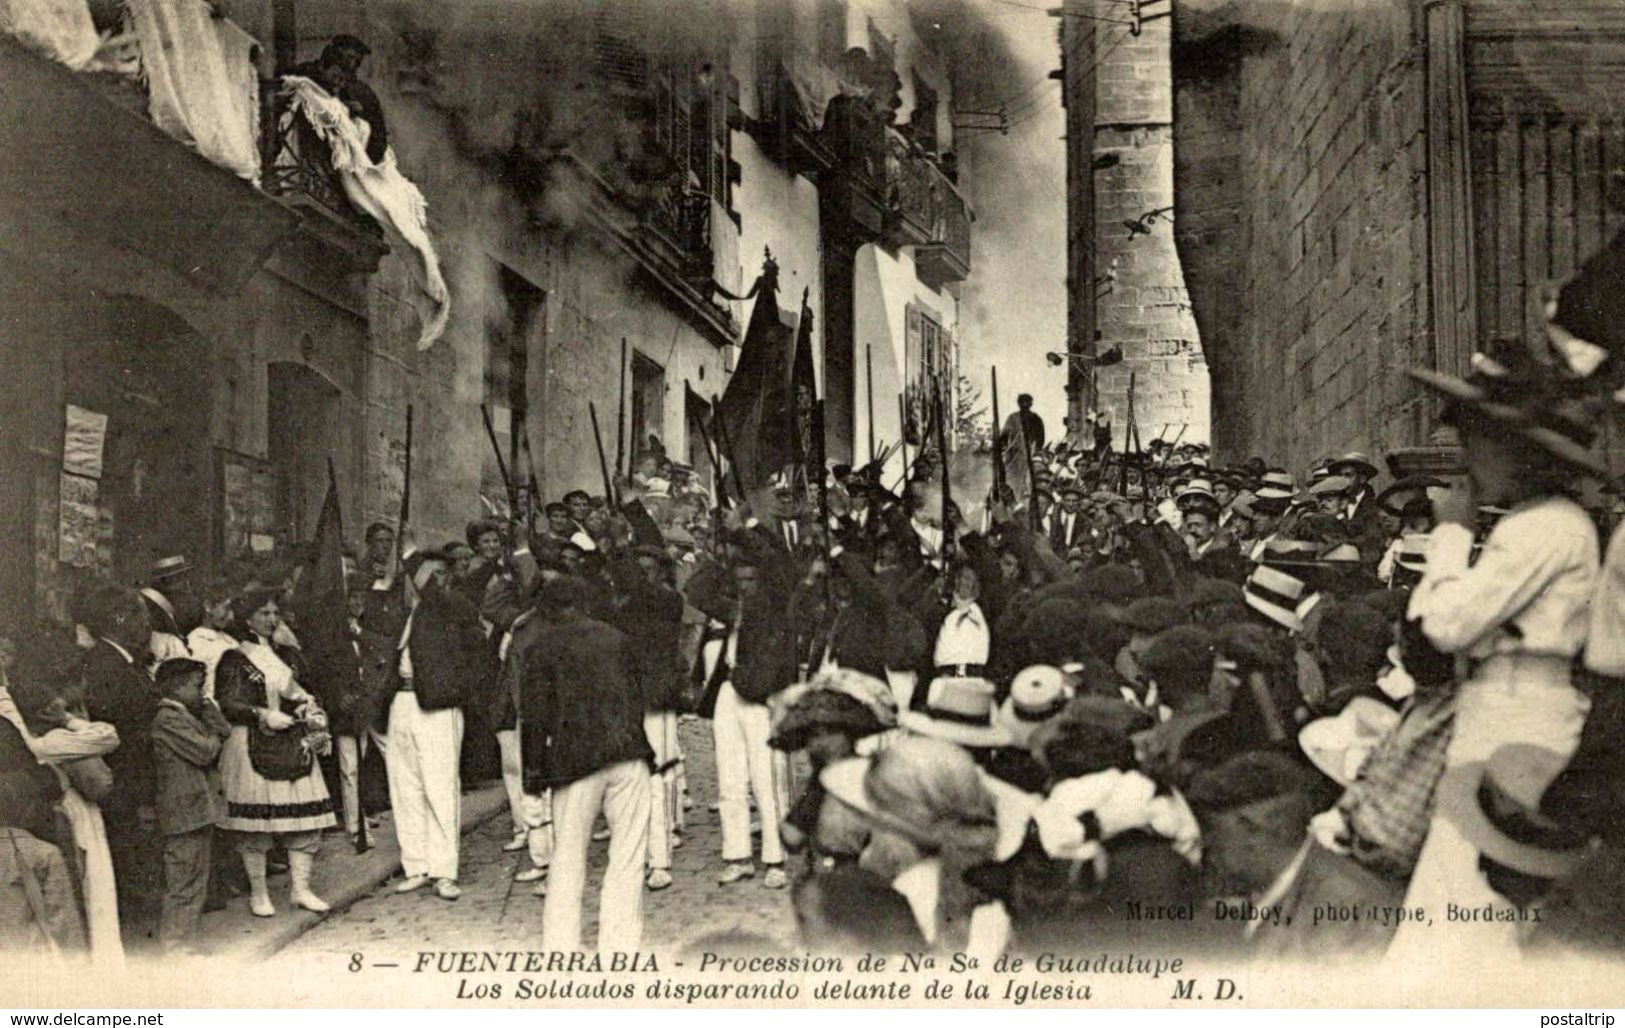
[216,588,337,917]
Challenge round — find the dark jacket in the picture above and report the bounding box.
[519,614,653,790]
[821,550,904,680]
[81,640,158,817]
[406,585,488,712]
[609,559,687,711]
[356,578,410,729]
[150,699,231,836]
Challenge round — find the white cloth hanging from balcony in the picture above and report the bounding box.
[0,0,103,70]
[282,74,450,349]
[125,0,261,183]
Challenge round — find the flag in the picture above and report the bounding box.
[718,254,816,492]
[291,468,360,741]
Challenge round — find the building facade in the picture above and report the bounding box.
[0,0,974,624]
[1172,0,1625,469]
[1059,0,1209,451]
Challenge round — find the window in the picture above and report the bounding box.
[630,353,666,465]
[911,73,939,154]
[904,303,951,447]
[484,265,545,510]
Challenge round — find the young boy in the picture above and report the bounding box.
[150,658,232,953]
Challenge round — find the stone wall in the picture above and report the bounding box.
[1074,10,1211,450]
[1173,0,1430,469]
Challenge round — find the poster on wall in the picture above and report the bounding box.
[216,449,280,560]
[57,471,99,567]
[62,404,108,479]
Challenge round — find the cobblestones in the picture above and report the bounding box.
[283,719,797,958]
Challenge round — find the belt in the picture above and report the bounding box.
[935,663,986,678]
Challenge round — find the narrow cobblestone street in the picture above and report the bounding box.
[282,719,796,960]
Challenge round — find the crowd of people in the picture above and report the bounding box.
[6,332,1625,965]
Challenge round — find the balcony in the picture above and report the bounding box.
[260,85,387,268]
[0,32,302,297]
[818,95,893,242]
[914,171,972,289]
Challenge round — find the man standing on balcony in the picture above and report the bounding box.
[291,34,388,164]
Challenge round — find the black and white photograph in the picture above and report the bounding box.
[1,0,1624,1011]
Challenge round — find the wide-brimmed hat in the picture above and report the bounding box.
[1328,452,1378,479]
[1297,696,1401,787]
[897,676,1012,747]
[1243,563,1320,633]
[994,665,1077,746]
[770,668,898,751]
[1436,744,1596,879]
[1376,475,1446,518]
[820,740,1000,848]
[662,524,698,549]
[1407,343,1606,475]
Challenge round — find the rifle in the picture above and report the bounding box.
[934,377,955,576]
[688,384,730,510]
[322,455,370,855]
[865,345,876,464]
[990,366,1006,500]
[588,401,618,508]
[616,338,629,477]
[396,404,413,569]
[480,403,518,518]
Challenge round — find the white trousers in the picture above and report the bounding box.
[712,682,784,865]
[644,712,680,871]
[496,728,526,837]
[541,759,651,953]
[336,729,388,835]
[520,789,554,868]
[384,693,464,881]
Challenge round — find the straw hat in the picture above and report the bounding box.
[993,665,1076,747]
[1297,696,1401,787]
[897,676,1012,747]
[1242,563,1320,634]
[1435,744,1597,879]
[1328,451,1378,479]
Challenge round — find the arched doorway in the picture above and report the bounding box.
[267,361,343,546]
[65,296,214,588]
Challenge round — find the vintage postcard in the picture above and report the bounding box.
[2,0,1623,1012]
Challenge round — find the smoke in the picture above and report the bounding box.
[368,0,727,232]
[912,0,1070,432]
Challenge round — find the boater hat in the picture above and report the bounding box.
[897,676,1012,747]
[993,665,1077,747]
[1243,563,1320,634]
[150,554,192,582]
